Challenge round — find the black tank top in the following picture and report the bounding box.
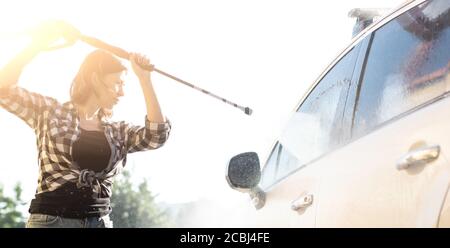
[29,128,113,218]
[72,128,111,172]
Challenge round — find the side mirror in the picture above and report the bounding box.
[226,152,266,210]
[226,152,261,190]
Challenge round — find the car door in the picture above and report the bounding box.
[252,42,363,227]
[315,0,450,227]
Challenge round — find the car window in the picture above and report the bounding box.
[260,46,360,188]
[353,0,450,137]
[260,142,299,187]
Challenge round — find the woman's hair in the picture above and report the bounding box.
[70,49,126,119]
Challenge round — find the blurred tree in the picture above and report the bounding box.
[110,171,169,228]
[0,183,26,228]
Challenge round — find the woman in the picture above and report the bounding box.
[0,22,171,228]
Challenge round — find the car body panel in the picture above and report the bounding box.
[316,96,450,227]
[254,163,320,227]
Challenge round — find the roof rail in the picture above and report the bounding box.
[348,8,390,38]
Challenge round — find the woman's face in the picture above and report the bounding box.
[93,71,126,109]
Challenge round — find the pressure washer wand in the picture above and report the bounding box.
[79,35,253,116]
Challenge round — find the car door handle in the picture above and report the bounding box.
[291,194,314,211]
[396,145,440,170]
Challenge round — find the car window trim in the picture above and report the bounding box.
[350,32,375,137]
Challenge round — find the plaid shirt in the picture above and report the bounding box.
[0,85,171,198]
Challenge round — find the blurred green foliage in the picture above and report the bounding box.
[110,171,169,228]
[0,183,26,228]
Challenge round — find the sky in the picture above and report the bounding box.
[0,0,407,218]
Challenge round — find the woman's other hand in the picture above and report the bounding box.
[130,53,154,81]
[28,20,80,51]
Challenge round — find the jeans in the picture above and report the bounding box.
[26,213,113,228]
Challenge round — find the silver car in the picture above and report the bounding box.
[226,0,450,227]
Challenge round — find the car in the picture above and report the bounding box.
[226,0,450,227]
